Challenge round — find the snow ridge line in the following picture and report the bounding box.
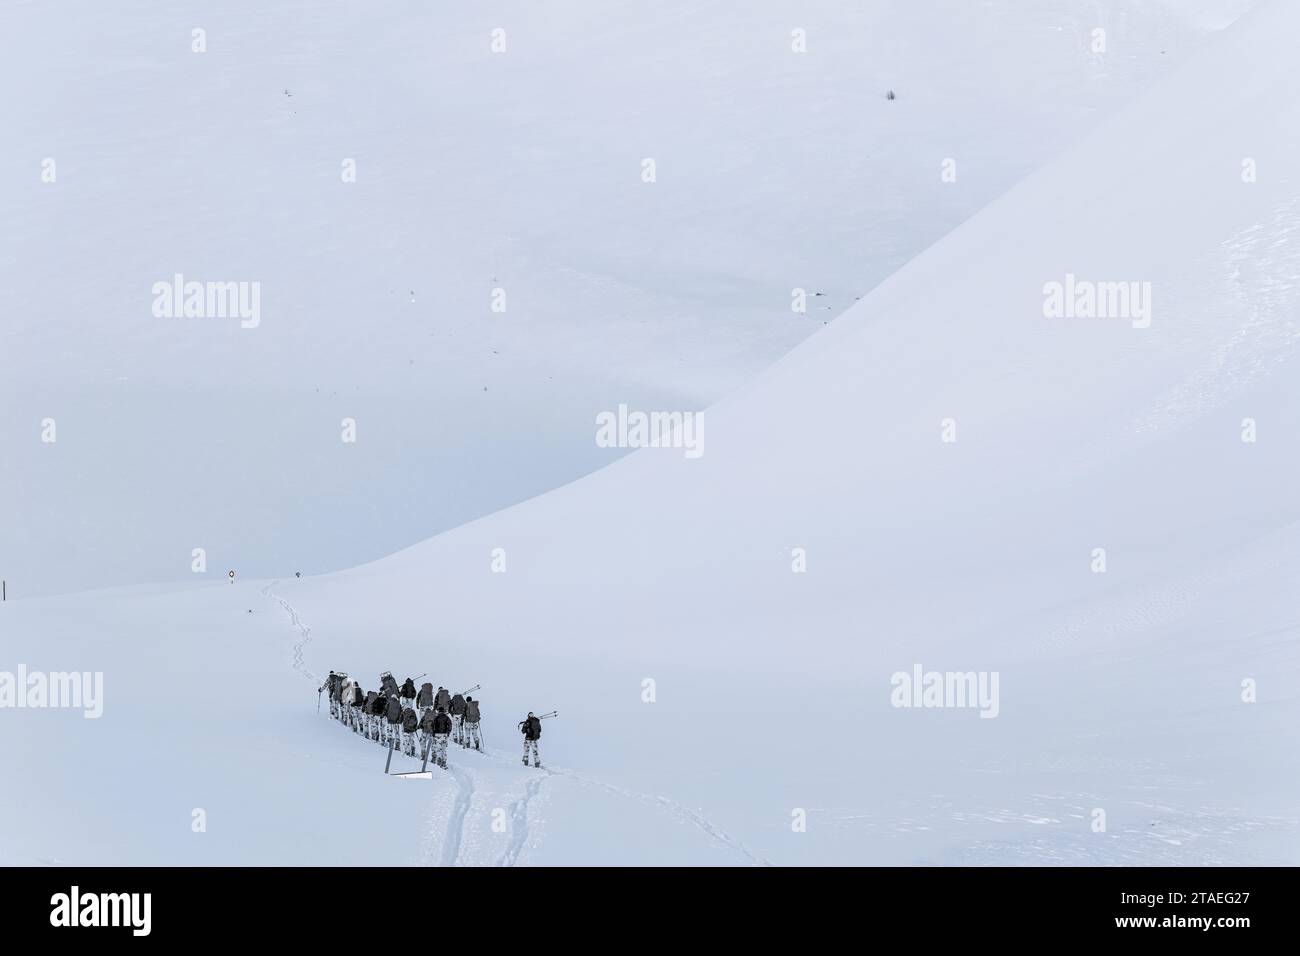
[261,581,318,685]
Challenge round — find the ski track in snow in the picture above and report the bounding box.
[440,765,475,867]
[263,580,491,868]
[545,765,773,867]
[262,581,318,685]
[261,585,765,866]
[474,749,771,867]
[498,772,546,867]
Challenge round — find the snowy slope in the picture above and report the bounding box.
[270,0,1300,865]
[0,0,1254,596]
[3,0,1297,867]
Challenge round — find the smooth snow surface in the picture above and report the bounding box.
[2,0,1296,865]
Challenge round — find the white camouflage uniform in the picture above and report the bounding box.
[432,733,450,767]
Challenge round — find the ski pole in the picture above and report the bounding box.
[460,684,481,696]
[538,710,558,720]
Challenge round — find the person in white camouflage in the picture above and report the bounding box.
[348,684,365,732]
[418,707,437,761]
[463,696,482,751]
[430,706,453,769]
[449,691,467,745]
[384,694,403,746]
[400,705,420,756]
[339,677,357,722]
[520,712,541,767]
[322,672,340,718]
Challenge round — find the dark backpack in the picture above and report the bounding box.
[352,686,364,706]
[420,709,436,733]
[464,701,480,722]
[401,679,416,698]
[525,716,541,739]
[386,698,402,722]
[418,683,433,707]
[450,694,466,715]
[433,713,453,735]
[372,695,386,715]
[401,708,418,733]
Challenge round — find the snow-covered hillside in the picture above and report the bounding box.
[3,0,1296,866]
[0,0,1255,596]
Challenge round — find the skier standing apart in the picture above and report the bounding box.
[431,706,453,769]
[520,712,542,768]
[463,696,482,751]
[449,690,467,746]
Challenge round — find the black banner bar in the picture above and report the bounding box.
[2,866,1288,941]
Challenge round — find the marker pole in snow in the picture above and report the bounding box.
[384,737,395,774]
[420,737,430,774]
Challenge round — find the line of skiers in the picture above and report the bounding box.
[320,671,483,770]
[321,671,548,770]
